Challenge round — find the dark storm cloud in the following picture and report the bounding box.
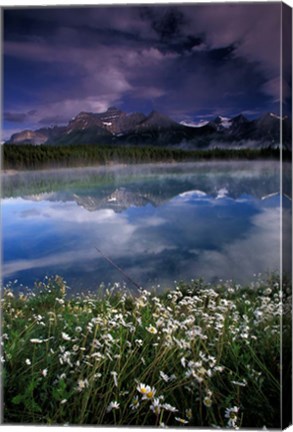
[38,115,70,126]
[142,7,185,41]
[139,6,205,55]
[4,109,39,126]
[3,2,288,136]
[4,111,27,122]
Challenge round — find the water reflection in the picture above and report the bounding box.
[2,161,288,293]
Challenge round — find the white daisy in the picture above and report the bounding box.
[107,401,120,412]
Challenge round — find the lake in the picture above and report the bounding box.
[2,161,291,294]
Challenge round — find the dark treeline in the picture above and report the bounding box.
[2,144,287,170]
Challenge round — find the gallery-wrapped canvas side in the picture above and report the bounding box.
[281,2,292,429]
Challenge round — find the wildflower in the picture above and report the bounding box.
[137,383,151,395]
[175,417,189,424]
[107,401,120,412]
[180,357,186,368]
[203,396,212,407]
[162,403,178,412]
[159,371,170,382]
[146,325,158,334]
[150,398,161,415]
[130,396,140,410]
[41,368,48,377]
[61,399,67,404]
[30,338,43,344]
[111,371,118,387]
[91,352,103,360]
[225,406,239,428]
[75,326,82,333]
[231,379,247,387]
[62,332,71,341]
[56,298,64,305]
[92,339,102,349]
[76,379,89,392]
[137,383,156,400]
[25,359,31,366]
[142,386,156,400]
[186,408,192,419]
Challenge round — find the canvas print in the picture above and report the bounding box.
[1,1,292,429]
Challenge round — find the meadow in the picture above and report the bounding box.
[1,274,291,428]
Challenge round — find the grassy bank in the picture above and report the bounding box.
[1,275,291,427]
[3,144,286,171]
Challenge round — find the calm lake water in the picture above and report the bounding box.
[2,161,291,294]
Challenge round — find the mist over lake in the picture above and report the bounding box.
[2,161,290,294]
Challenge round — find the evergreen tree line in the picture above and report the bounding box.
[2,144,285,170]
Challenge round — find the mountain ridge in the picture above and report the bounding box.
[6,108,292,149]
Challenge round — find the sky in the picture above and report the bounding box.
[2,2,292,140]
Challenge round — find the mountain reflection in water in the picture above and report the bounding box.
[2,161,291,293]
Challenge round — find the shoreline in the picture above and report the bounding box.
[2,157,285,177]
[2,145,287,175]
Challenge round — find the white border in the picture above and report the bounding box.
[0,0,292,6]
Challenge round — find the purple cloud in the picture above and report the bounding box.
[4,111,27,122]
[3,2,289,135]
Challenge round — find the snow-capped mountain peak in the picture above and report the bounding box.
[180,120,209,128]
[213,116,231,129]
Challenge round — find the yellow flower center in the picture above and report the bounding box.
[204,397,212,407]
[147,391,154,398]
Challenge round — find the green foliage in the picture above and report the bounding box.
[2,143,284,171]
[2,275,291,427]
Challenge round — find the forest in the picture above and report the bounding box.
[2,144,285,170]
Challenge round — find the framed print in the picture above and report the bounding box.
[1,1,292,429]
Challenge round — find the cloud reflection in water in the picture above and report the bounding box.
[2,162,284,293]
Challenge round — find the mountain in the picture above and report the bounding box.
[209,116,231,131]
[251,113,291,146]
[205,112,291,149]
[5,108,292,149]
[9,129,49,145]
[66,107,147,136]
[9,126,66,145]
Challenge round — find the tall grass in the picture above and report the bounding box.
[1,274,291,427]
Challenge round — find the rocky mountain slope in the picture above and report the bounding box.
[6,108,292,149]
